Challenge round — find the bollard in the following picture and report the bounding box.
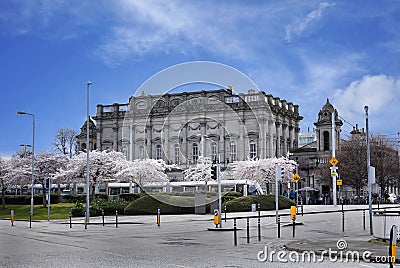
[301,205,303,216]
[292,218,295,237]
[11,210,14,226]
[29,213,32,228]
[290,205,296,237]
[102,209,105,226]
[342,211,345,232]
[258,203,261,241]
[233,219,237,246]
[246,218,250,243]
[69,213,72,229]
[115,210,118,228]
[84,212,87,229]
[389,225,397,268]
[277,216,281,238]
[224,205,227,222]
[378,200,380,210]
[363,210,366,230]
[157,208,161,226]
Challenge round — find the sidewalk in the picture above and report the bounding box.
[285,236,399,263]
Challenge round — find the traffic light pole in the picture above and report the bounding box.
[275,164,280,224]
[332,112,337,207]
[217,155,222,228]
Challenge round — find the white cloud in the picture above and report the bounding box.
[285,2,336,42]
[333,74,400,130]
[94,0,256,65]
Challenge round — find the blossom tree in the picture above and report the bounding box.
[115,159,170,190]
[223,156,297,186]
[183,156,213,182]
[32,151,68,207]
[0,157,13,209]
[56,150,125,196]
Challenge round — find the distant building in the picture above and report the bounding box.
[298,132,316,148]
[77,88,303,180]
[290,99,343,203]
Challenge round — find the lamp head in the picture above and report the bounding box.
[87,81,93,86]
[17,111,26,115]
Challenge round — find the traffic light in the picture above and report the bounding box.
[280,167,285,180]
[211,165,217,180]
[276,164,285,181]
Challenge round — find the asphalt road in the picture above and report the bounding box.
[0,205,398,268]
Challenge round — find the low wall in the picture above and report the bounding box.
[372,210,400,241]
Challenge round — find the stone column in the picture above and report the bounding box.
[129,122,133,161]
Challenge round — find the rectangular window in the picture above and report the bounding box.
[192,144,198,163]
[174,145,180,164]
[245,95,259,102]
[139,146,145,160]
[156,145,162,160]
[230,142,236,162]
[211,143,217,162]
[249,141,257,159]
[225,97,239,103]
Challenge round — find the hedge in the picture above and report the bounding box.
[118,193,142,202]
[71,199,128,217]
[124,194,195,215]
[60,194,108,203]
[223,194,295,212]
[2,194,59,205]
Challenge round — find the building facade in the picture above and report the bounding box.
[77,88,303,177]
[291,99,343,203]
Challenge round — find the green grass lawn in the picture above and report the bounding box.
[0,203,76,220]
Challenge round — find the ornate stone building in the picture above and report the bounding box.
[77,88,303,175]
[76,118,97,152]
[290,99,343,203]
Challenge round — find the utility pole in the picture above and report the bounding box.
[365,106,373,235]
[332,112,337,206]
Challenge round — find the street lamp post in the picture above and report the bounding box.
[86,81,92,225]
[365,106,373,235]
[17,111,35,216]
[18,144,32,158]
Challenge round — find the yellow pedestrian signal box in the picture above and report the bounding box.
[337,179,342,186]
[214,209,220,226]
[290,206,296,220]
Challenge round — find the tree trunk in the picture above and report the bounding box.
[1,187,5,210]
[42,183,47,208]
[57,182,61,196]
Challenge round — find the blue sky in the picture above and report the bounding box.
[1,0,400,157]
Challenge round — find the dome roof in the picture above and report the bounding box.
[321,98,334,112]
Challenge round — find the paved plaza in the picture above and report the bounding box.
[0,205,398,267]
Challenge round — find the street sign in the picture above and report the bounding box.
[293,173,300,180]
[337,179,342,186]
[331,171,337,177]
[329,157,339,166]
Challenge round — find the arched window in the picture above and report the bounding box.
[156,145,162,160]
[249,140,257,159]
[192,143,198,163]
[323,131,330,151]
